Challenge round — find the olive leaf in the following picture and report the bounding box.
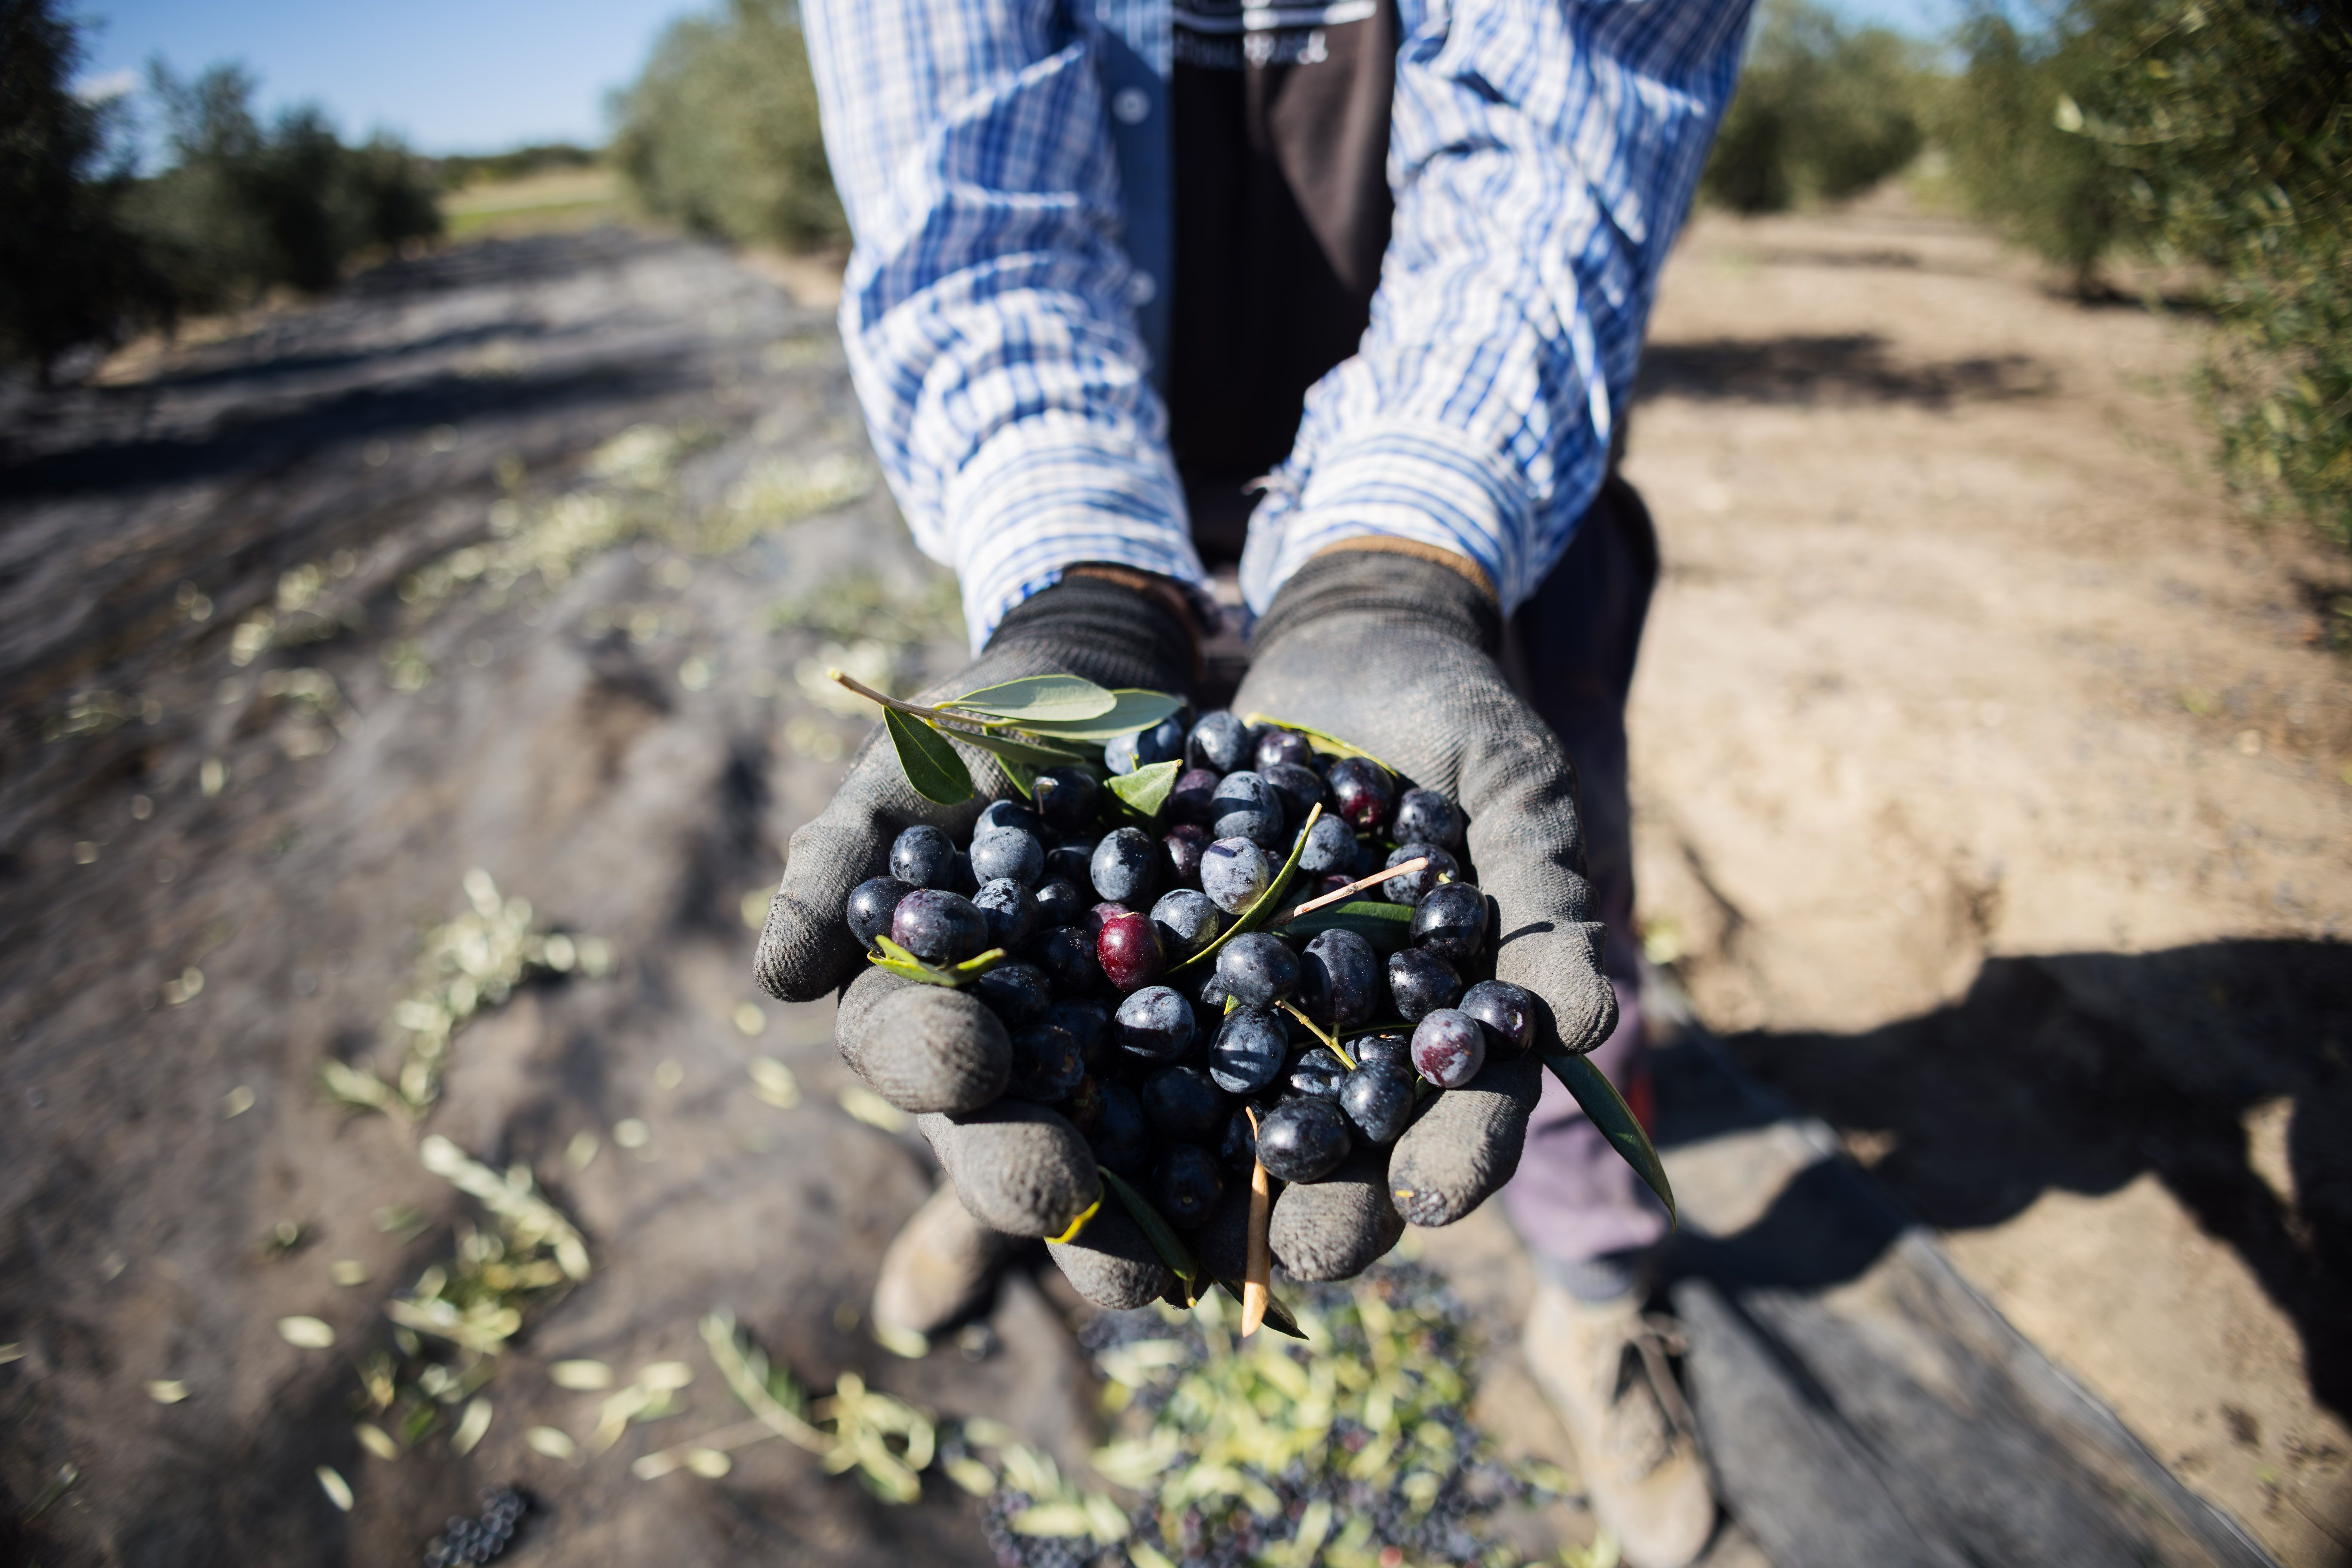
[1167,804,1321,977]
[1213,1277,1305,1340]
[1099,1168,1200,1298]
[867,936,1005,988]
[1280,899,1415,952]
[884,707,974,804]
[1013,689,1187,742]
[1107,760,1182,819]
[1539,1047,1675,1225]
[938,674,1117,723]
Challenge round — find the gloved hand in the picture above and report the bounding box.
[1230,545,1619,1280]
[755,572,1194,1310]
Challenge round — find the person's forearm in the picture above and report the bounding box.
[1240,0,1755,618]
[802,0,1210,651]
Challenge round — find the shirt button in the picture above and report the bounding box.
[1112,87,1151,125]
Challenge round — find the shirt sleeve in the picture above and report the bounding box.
[1238,0,1755,616]
[803,0,1209,653]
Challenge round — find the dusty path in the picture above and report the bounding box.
[1619,198,2352,1566]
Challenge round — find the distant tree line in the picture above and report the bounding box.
[1696,0,2347,548]
[0,0,441,381]
[609,0,845,254]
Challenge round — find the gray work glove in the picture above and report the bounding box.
[1232,548,1619,1280]
[755,573,1194,1310]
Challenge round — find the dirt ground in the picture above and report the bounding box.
[0,196,2344,1568]
[1620,198,2352,1566]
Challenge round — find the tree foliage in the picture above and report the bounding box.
[1701,0,1930,214]
[1943,0,2350,545]
[611,0,845,253]
[0,0,160,376]
[0,0,443,376]
[128,62,443,311]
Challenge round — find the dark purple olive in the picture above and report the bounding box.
[1288,1046,1348,1099]
[1032,925,1103,995]
[974,962,1051,1026]
[1386,947,1461,1023]
[1339,1062,1418,1144]
[1140,1065,1226,1145]
[1382,843,1460,905]
[1210,772,1286,850]
[1087,1082,1151,1176]
[1170,767,1222,826]
[1208,1007,1287,1094]
[845,876,914,950]
[969,826,1045,888]
[1162,822,1209,888]
[973,877,1039,950]
[890,888,987,964]
[1392,787,1465,854]
[1260,762,1328,827]
[1254,728,1317,774]
[1187,711,1250,774]
[1215,931,1299,1008]
[1296,816,1358,876]
[1031,876,1085,931]
[1044,839,1096,888]
[1219,1106,1259,1171]
[1200,837,1274,914]
[1091,827,1161,906]
[977,799,1041,837]
[1115,985,1194,1062]
[1148,889,1226,959]
[1300,928,1379,1030]
[1410,1008,1486,1088]
[1050,999,1114,1070]
[1411,881,1487,963]
[1152,1143,1224,1226]
[1256,1096,1352,1182]
[1031,767,1099,835]
[889,824,956,889]
[1352,1030,1413,1072]
[1007,1022,1085,1102]
[1326,757,1394,833]
[1458,979,1537,1056]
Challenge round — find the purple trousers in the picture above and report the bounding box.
[1495,474,1670,1270]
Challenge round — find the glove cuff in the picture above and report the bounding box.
[1251,548,1503,661]
[986,572,1198,690]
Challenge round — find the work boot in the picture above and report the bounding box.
[870,1184,1018,1352]
[1524,1280,1715,1568]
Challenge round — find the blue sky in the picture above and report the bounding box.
[74,0,1954,156]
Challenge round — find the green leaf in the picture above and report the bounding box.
[940,725,1098,769]
[951,948,1008,980]
[1099,1168,1200,1295]
[939,674,1116,722]
[1168,804,1321,977]
[1540,1047,1675,1225]
[1281,899,1415,952]
[1008,689,1186,742]
[866,937,1004,988]
[885,707,974,804]
[1107,759,1181,820]
[1213,1278,1307,1341]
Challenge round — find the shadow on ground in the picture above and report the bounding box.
[1645,939,2350,1568]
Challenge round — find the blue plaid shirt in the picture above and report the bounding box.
[803,0,1754,649]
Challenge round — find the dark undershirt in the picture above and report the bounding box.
[1166,0,1397,565]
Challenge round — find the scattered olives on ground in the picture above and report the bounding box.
[838,710,1544,1251]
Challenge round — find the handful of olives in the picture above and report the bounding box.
[842,709,1537,1249]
